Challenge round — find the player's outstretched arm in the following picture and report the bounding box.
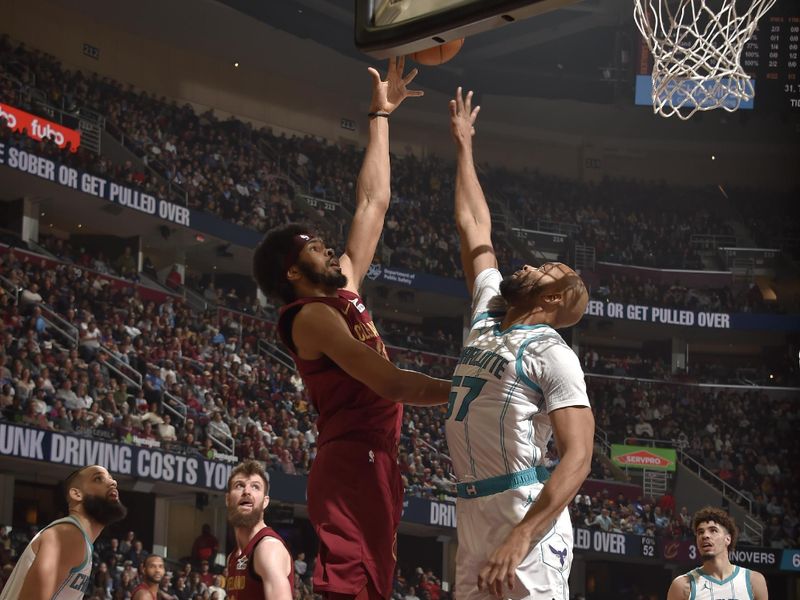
[751,570,769,600]
[450,87,496,295]
[666,575,690,600]
[253,538,294,600]
[18,524,86,599]
[340,57,423,293]
[292,302,449,406]
[477,405,594,598]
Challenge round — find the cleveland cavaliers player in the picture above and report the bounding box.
[252,58,450,600]
[225,461,294,600]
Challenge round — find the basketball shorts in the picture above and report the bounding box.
[455,482,573,600]
[307,438,402,599]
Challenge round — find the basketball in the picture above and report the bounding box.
[410,38,464,66]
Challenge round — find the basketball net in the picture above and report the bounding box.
[634,0,776,119]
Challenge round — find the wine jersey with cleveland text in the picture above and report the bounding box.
[278,289,401,449]
[444,268,591,482]
[682,565,755,599]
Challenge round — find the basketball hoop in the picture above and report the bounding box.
[634,0,777,119]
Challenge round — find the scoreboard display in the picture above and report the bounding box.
[744,6,800,111]
[634,1,800,113]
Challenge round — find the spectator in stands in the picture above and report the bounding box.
[79,317,102,359]
[115,247,137,279]
[294,552,308,581]
[404,586,421,600]
[197,560,213,586]
[634,415,654,438]
[191,524,219,566]
[592,508,613,532]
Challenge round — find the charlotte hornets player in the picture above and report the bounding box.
[667,507,768,600]
[0,465,127,599]
[447,87,594,600]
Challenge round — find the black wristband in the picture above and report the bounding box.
[368,111,390,119]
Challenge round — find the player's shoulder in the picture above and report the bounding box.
[31,520,86,561]
[511,325,569,354]
[293,299,342,325]
[666,571,692,600]
[131,588,150,600]
[40,520,86,545]
[252,533,291,575]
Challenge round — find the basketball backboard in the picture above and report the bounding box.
[355,0,582,58]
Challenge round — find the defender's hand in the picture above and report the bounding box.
[449,87,480,147]
[368,56,424,115]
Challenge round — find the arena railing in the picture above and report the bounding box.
[678,449,764,544]
[0,273,79,347]
[102,119,189,207]
[207,425,235,456]
[38,304,79,348]
[620,436,765,545]
[162,390,188,426]
[257,338,295,371]
[585,372,800,396]
[97,345,142,390]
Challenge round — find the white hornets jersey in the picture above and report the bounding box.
[0,516,93,600]
[683,565,754,599]
[445,268,590,482]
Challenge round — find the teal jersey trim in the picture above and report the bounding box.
[515,338,545,395]
[471,310,504,328]
[44,516,93,598]
[745,568,753,599]
[463,413,477,477]
[456,466,549,498]
[527,415,534,466]
[698,565,739,586]
[688,571,697,600]
[493,322,551,337]
[499,377,521,473]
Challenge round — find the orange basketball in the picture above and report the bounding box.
[410,38,464,66]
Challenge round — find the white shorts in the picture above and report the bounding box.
[455,483,573,600]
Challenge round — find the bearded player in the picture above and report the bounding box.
[447,87,594,600]
[132,554,166,600]
[0,465,127,599]
[667,506,768,600]
[253,58,450,600]
[225,460,293,600]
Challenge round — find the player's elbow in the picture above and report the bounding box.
[455,213,478,233]
[357,183,390,211]
[564,445,593,480]
[381,370,424,404]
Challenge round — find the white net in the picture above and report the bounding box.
[634,0,777,119]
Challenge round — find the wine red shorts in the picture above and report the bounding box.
[307,438,402,599]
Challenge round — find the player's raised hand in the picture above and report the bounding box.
[449,87,481,148]
[477,526,532,598]
[368,56,424,115]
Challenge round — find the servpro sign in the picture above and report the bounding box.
[611,444,676,472]
[0,103,81,152]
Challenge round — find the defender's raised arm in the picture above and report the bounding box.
[340,57,423,293]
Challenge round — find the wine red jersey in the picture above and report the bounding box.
[131,583,156,599]
[278,289,402,449]
[226,526,294,600]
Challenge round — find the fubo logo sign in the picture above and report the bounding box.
[0,103,81,152]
